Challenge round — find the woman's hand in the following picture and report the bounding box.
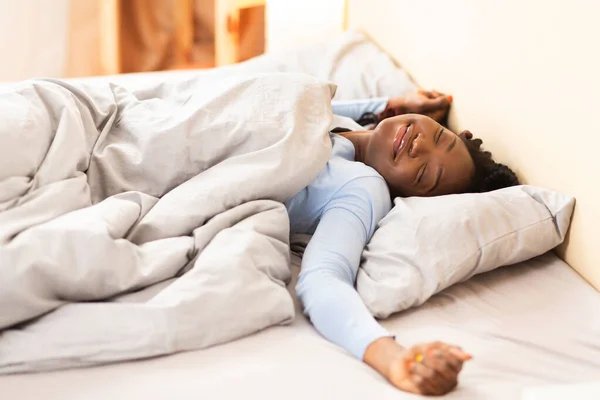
[379,90,453,123]
[364,337,471,396]
[389,341,471,396]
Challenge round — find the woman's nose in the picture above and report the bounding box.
[410,133,429,157]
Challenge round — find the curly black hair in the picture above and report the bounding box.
[458,130,520,193]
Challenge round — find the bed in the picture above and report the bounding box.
[1,3,600,398]
[1,252,599,400]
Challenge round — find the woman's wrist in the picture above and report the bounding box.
[363,336,406,379]
[379,97,408,120]
[365,339,471,396]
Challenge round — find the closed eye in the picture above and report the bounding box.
[437,127,457,152]
[446,136,457,152]
[435,127,443,144]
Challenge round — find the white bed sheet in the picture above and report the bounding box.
[1,252,599,400]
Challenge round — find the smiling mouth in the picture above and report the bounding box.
[393,124,411,159]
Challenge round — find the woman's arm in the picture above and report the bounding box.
[297,177,470,396]
[330,98,388,122]
[331,91,453,125]
[296,204,391,358]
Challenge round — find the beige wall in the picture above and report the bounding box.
[0,0,69,81]
[348,0,600,289]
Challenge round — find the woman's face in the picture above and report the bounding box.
[364,114,475,197]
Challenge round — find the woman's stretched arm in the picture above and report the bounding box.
[332,91,452,125]
[297,176,471,396]
[331,98,388,121]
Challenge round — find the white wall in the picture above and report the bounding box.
[348,0,600,288]
[0,0,69,81]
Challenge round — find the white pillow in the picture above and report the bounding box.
[357,185,575,318]
[244,30,418,100]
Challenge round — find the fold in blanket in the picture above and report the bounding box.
[0,72,334,373]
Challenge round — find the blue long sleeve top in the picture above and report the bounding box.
[284,97,393,360]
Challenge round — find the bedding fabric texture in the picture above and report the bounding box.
[0,29,418,374]
[0,72,335,373]
[1,252,599,400]
[247,30,419,100]
[358,185,575,318]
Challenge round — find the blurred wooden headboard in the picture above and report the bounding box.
[347,0,600,289]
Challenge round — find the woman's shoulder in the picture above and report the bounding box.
[325,167,392,232]
[336,172,391,209]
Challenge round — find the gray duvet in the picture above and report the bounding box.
[0,72,334,373]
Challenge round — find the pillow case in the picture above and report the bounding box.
[244,30,418,100]
[357,185,575,318]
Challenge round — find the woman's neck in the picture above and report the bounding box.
[338,130,372,163]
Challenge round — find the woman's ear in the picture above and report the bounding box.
[459,130,473,139]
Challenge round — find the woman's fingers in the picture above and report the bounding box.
[418,89,434,98]
[434,343,472,364]
[449,346,473,362]
[396,342,470,396]
[433,344,471,375]
[415,343,470,395]
[418,89,449,99]
[421,95,450,112]
[410,362,442,395]
[443,350,465,374]
[419,96,452,122]
[422,350,456,381]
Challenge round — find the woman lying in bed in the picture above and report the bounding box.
[287,90,518,396]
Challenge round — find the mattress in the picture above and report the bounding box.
[1,252,599,400]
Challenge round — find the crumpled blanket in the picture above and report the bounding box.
[0,72,334,373]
